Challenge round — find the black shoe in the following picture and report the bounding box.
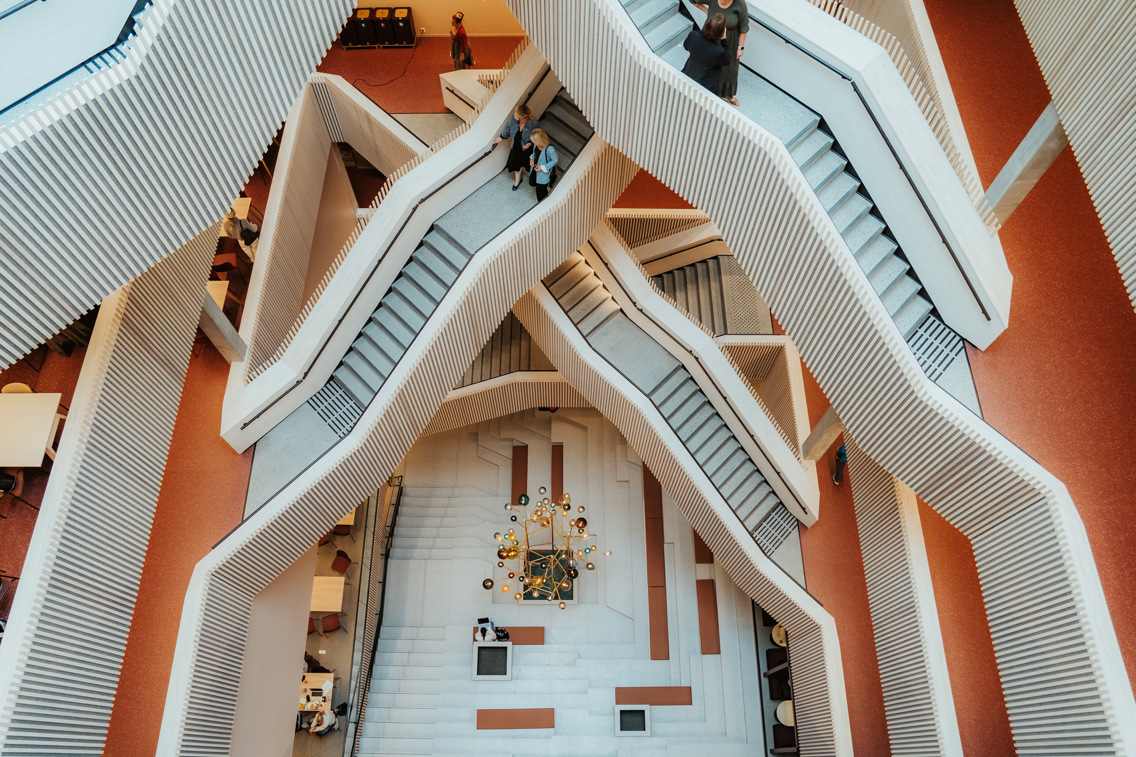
[512,183,520,191]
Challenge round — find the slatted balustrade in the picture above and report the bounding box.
[503,0,1136,753]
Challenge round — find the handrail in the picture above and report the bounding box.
[216,129,599,550]
[672,1,991,320]
[346,476,403,757]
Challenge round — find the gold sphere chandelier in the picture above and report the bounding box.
[482,486,610,609]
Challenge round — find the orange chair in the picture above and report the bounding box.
[321,613,347,635]
[330,549,353,578]
[308,617,318,635]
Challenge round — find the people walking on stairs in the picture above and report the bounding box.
[494,104,539,190]
[450,11,473,70]
[681,13,730,94]
[693,0,749,105]
[528,129,559,203]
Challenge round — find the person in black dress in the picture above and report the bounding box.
[681,14,730,95]
[493,105,539,190]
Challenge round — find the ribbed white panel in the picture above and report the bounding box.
[1012,0,1136,311]
[240,86,333,377]
[606,208,712,247]
[845,439,963,756]
[156,141,638,756]
[0,0,353,369]
[424,373,590,436]
[718,340,801,451]
[504,1,1136,753]
[239,74,431,381]
[513,285,852,755]
[0,227,215,756]
[803,0,995,229]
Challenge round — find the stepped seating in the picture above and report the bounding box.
[545,252,796,556]
[623,0,977,408]
[320,91,595,425]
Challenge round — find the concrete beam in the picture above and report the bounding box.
[199,294,247,363]
[802,405,843,462]
[985,102,1068,224]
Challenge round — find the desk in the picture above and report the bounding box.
[206,281,229,309]
[310,576,347,613]
[231,197,252,220]
[0,393,63,467]
[299,672,334,712]
[336,508,356,527]
[775,700,794,727]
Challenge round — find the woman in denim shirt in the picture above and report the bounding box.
[494,105,539,190]
[528,129,559,203]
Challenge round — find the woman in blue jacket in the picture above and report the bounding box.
[494,105,539,190]
[528,129,559,203]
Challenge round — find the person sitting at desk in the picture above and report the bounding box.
[309,709,336,736]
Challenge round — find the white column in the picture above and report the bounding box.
[985,102,1068,223]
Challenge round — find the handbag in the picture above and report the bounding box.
[463,44,475,67]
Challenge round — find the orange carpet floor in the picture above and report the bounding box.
[923,0,1136,752]
[102,345,251,757]
[318,37,526,113]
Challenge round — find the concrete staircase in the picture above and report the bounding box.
[313,91,597,434]
[620,0,980,413]
[653,257,728,335]
[456,312,554,388]
[544,252,797,556]
[358,625,444,755]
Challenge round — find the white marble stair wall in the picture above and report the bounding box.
[358,409,765,755]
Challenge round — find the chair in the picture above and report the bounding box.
[764,647,788,677]
[317,532,333,549]
[321,613,348,635]
[1,383,32,394]
[332,522,355,542]
[308,617,318,635]
[768,673,791,701]
[0,469,28,519]
[330,549,354,578]
[770,723,798,754]
[44,413,67,461]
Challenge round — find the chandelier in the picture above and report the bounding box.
[482,486,610,609]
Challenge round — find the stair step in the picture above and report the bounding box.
[632,0,675,30]
[815,171,859,212]
[357,327,399,375]
[400,260,448,302]
[880,275,921,317]
[559,273,604,311]
[422,230,469,273]
[830,192,873,234]
[649,366,688,403]
[567,283,612,323]
[372,307,415,350]
[671,400,717,442]
[384,291,428,333]
[412,245,460,287]
[867,254,909,296]
[544,99,593,140]
[342,350,386,392]
[645,13,690,52]
[802,149,847,191]
[542,112,587,156]
[331,365,374,407]
[547,258,591,298]
[892,294,934,339]
[854,233,898,277]
[689,422,731,463]
[656,376,700,418]
[788,129,834,169]
[392,275,441,315]
[578,298,621,337]
[843,214,886,256]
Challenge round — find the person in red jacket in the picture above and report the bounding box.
[451,11,473,70]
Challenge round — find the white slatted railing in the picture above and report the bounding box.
[424,373,590,436]
[1012,0,1136,312]
[0,227,216,756]
[606,208,712,248]
[803,0,996,230]
[0,0,352,368]
[503,0,1136,753]
[513,284,852,755]
[845,439,963,755]
[156,139,638,755]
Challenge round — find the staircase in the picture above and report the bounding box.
[654,257,728,334]
[620,0,979,413]
[314,91,596,434]
[358,625,444,756]
[457,312,554,388]
[545,252,797,556]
